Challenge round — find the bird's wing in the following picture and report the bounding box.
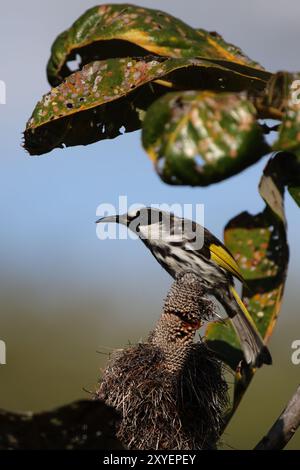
[208,243,244,283]
[183,223,244,283]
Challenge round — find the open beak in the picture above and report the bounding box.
[96,215,119,224]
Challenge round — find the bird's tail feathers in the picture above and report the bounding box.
[230,286,272,367]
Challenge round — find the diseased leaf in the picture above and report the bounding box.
[208,208,288,419]
[47,3,267,87]
[142,90,269,186]
[206,209,288,367]
[226,209,288,340]
[0,400,122,450]
[268,73,300,209]
[272,72,300,157]
[24,57,268,156]
[206,152,291,423]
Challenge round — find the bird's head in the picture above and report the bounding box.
[96,207,175,240]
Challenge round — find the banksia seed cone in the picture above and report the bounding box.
[96,272,228,450]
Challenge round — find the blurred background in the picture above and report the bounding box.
[0,0,299,450]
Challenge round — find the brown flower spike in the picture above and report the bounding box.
[96,272,228,450]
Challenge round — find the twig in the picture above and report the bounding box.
[255,384,300,450]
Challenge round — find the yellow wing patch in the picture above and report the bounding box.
[230,286,258,330]
[209,243,244,283]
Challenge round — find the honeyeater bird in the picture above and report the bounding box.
[96,207,272,367]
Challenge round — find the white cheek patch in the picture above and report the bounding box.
[139,222,162,241]
[127,209,139,218]
[139,222,186,244]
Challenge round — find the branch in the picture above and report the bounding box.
[0,400,122,449]
[255,384,300,450]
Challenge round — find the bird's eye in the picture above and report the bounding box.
[136,224,140,233]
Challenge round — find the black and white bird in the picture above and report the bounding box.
[96,207,272,367]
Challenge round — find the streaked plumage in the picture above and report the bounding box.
[97,207,271,367]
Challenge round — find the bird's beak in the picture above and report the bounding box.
[96,215,119,224]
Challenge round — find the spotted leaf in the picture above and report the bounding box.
[47,3,267,87]
[206,152,291,424]
[142,90,270,186]
[206,209,288,367]
[273,72,300,157]
[24,57,268,156]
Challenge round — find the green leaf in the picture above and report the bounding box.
[142,90,269,186]
[206,152,291,424]
[24,57,268,156]
[206,209,288,367]
[226,209,288,341]
[208,208,288,421]
[270,72,300,207]
[272,72,300,157]
[47,4,267,87]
